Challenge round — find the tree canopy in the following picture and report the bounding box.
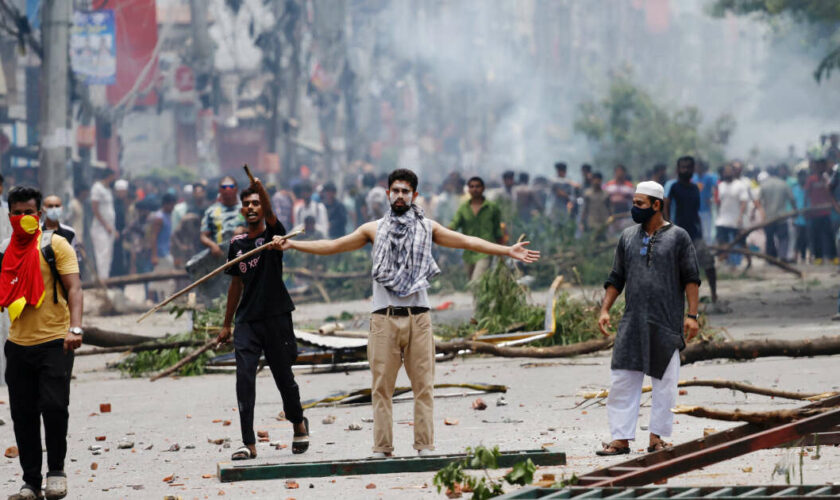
[574,74,735,177]
[710,0,840,82]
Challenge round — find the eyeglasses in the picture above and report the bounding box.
[220,184,236,190]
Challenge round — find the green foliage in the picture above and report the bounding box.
[433,445,536,500]
[709,0,840,82]
[471,261,545,334]
[574,72,735,176]
[116,303,226,378]
[546,291,624,346]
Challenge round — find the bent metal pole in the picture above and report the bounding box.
[136,229,304,323]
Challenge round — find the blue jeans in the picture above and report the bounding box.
[716,226,742,266]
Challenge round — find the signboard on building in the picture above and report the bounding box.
[70,9,117,85]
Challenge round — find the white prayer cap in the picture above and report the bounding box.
[183,184,194,195]
[114,179,129,191]
[635,181,664,200]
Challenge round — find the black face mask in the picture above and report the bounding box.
[631,205,656,224]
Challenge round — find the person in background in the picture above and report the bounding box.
[665,156,718,305]
[172,182,207,232]
[758,167,795,260]
[148,193,177,301]
[201,176,245,258]
[293,182,328,237]
[792,168,811,263]
[549,162,579,221]
[271,184,295,230]
[581,164,594,191]
[581,172,612,239]
[90,168,117,279]
[805,158,840,265]
[365,173,390,221]
[715,164,749,268]
[321,182,348,239]
[0,174,10,389]
[449,176,504,281]
[693,161,718,245]
[110,180,130,278]
[42,195,78,249]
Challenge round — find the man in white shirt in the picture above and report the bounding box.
[715,164,748,267]
[90,168,118,278]
[293,182,328,236]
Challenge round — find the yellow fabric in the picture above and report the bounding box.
[9,235,79,346]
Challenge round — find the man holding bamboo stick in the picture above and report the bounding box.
[215,176,309,460]
[278,168,540,457]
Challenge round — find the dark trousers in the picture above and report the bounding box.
[234,314,303,445]
[716,226,743,266]
[764,221,789,259]
[809,216,837,260]
[794,224,809,261]
[4,339,74,488]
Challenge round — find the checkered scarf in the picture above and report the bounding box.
[372,204,440,297]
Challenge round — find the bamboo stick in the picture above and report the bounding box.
[136,229,303,323]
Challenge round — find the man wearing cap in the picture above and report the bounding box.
[596,180,701,456]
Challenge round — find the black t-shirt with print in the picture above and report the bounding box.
[225,220,295,323]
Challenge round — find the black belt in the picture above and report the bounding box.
[372,306,430,316]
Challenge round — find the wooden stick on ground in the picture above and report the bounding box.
[672,405,830,425]
[677,380,837,401]
[136,229,303,323]
[720,204,833,252]
[707,245,802,277]
[579,380,837,402]
[681,335,840,365]
[150,338,218,382]
[435,336,614,358]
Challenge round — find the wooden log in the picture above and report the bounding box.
[150,338,218,381]
[434,336,614,358]
[83,326,156,347]
[707,245,802,277]
[672,405,829,425]
[75,339,209,356]
[82,270,188,289]
[720,204,833,251]
[680,335,840,365]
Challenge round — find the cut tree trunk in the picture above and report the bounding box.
[75,339,209,356]
[721,204,833,251]
[707,245,802,277]
[435,337,614,358]
[680,336,840,365]
[84,327,156,347]
[672,405,830,425]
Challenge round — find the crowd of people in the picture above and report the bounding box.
[17,133,835,308]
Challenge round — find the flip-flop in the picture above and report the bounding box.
[647,441,672,453]
[292,416,309,454]
[596,441,630,456]
[231,446,255,460]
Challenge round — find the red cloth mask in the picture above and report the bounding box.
[0,214,45,322]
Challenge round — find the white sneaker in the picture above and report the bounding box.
[417,449,433,457]
[370,452,392,458]
[44,474,67,500]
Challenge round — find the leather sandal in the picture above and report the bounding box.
[596,441,630,456]
[647,440,672,453]
[292,416,309,454]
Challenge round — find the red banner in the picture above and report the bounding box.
[104,0,158,106]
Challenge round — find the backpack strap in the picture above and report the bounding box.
[40,231,67,304]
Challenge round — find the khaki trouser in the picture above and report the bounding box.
[368,310,434,453]
[465,257,492,283]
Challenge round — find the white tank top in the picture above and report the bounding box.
[370,217,432,311]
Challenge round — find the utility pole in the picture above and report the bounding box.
[38,0,72,199]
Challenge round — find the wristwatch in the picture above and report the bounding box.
[69,326,84,336]
[686,314,698,320]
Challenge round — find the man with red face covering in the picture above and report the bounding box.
[0,186,83,500]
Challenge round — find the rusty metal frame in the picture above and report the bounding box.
[576,394,840,488]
